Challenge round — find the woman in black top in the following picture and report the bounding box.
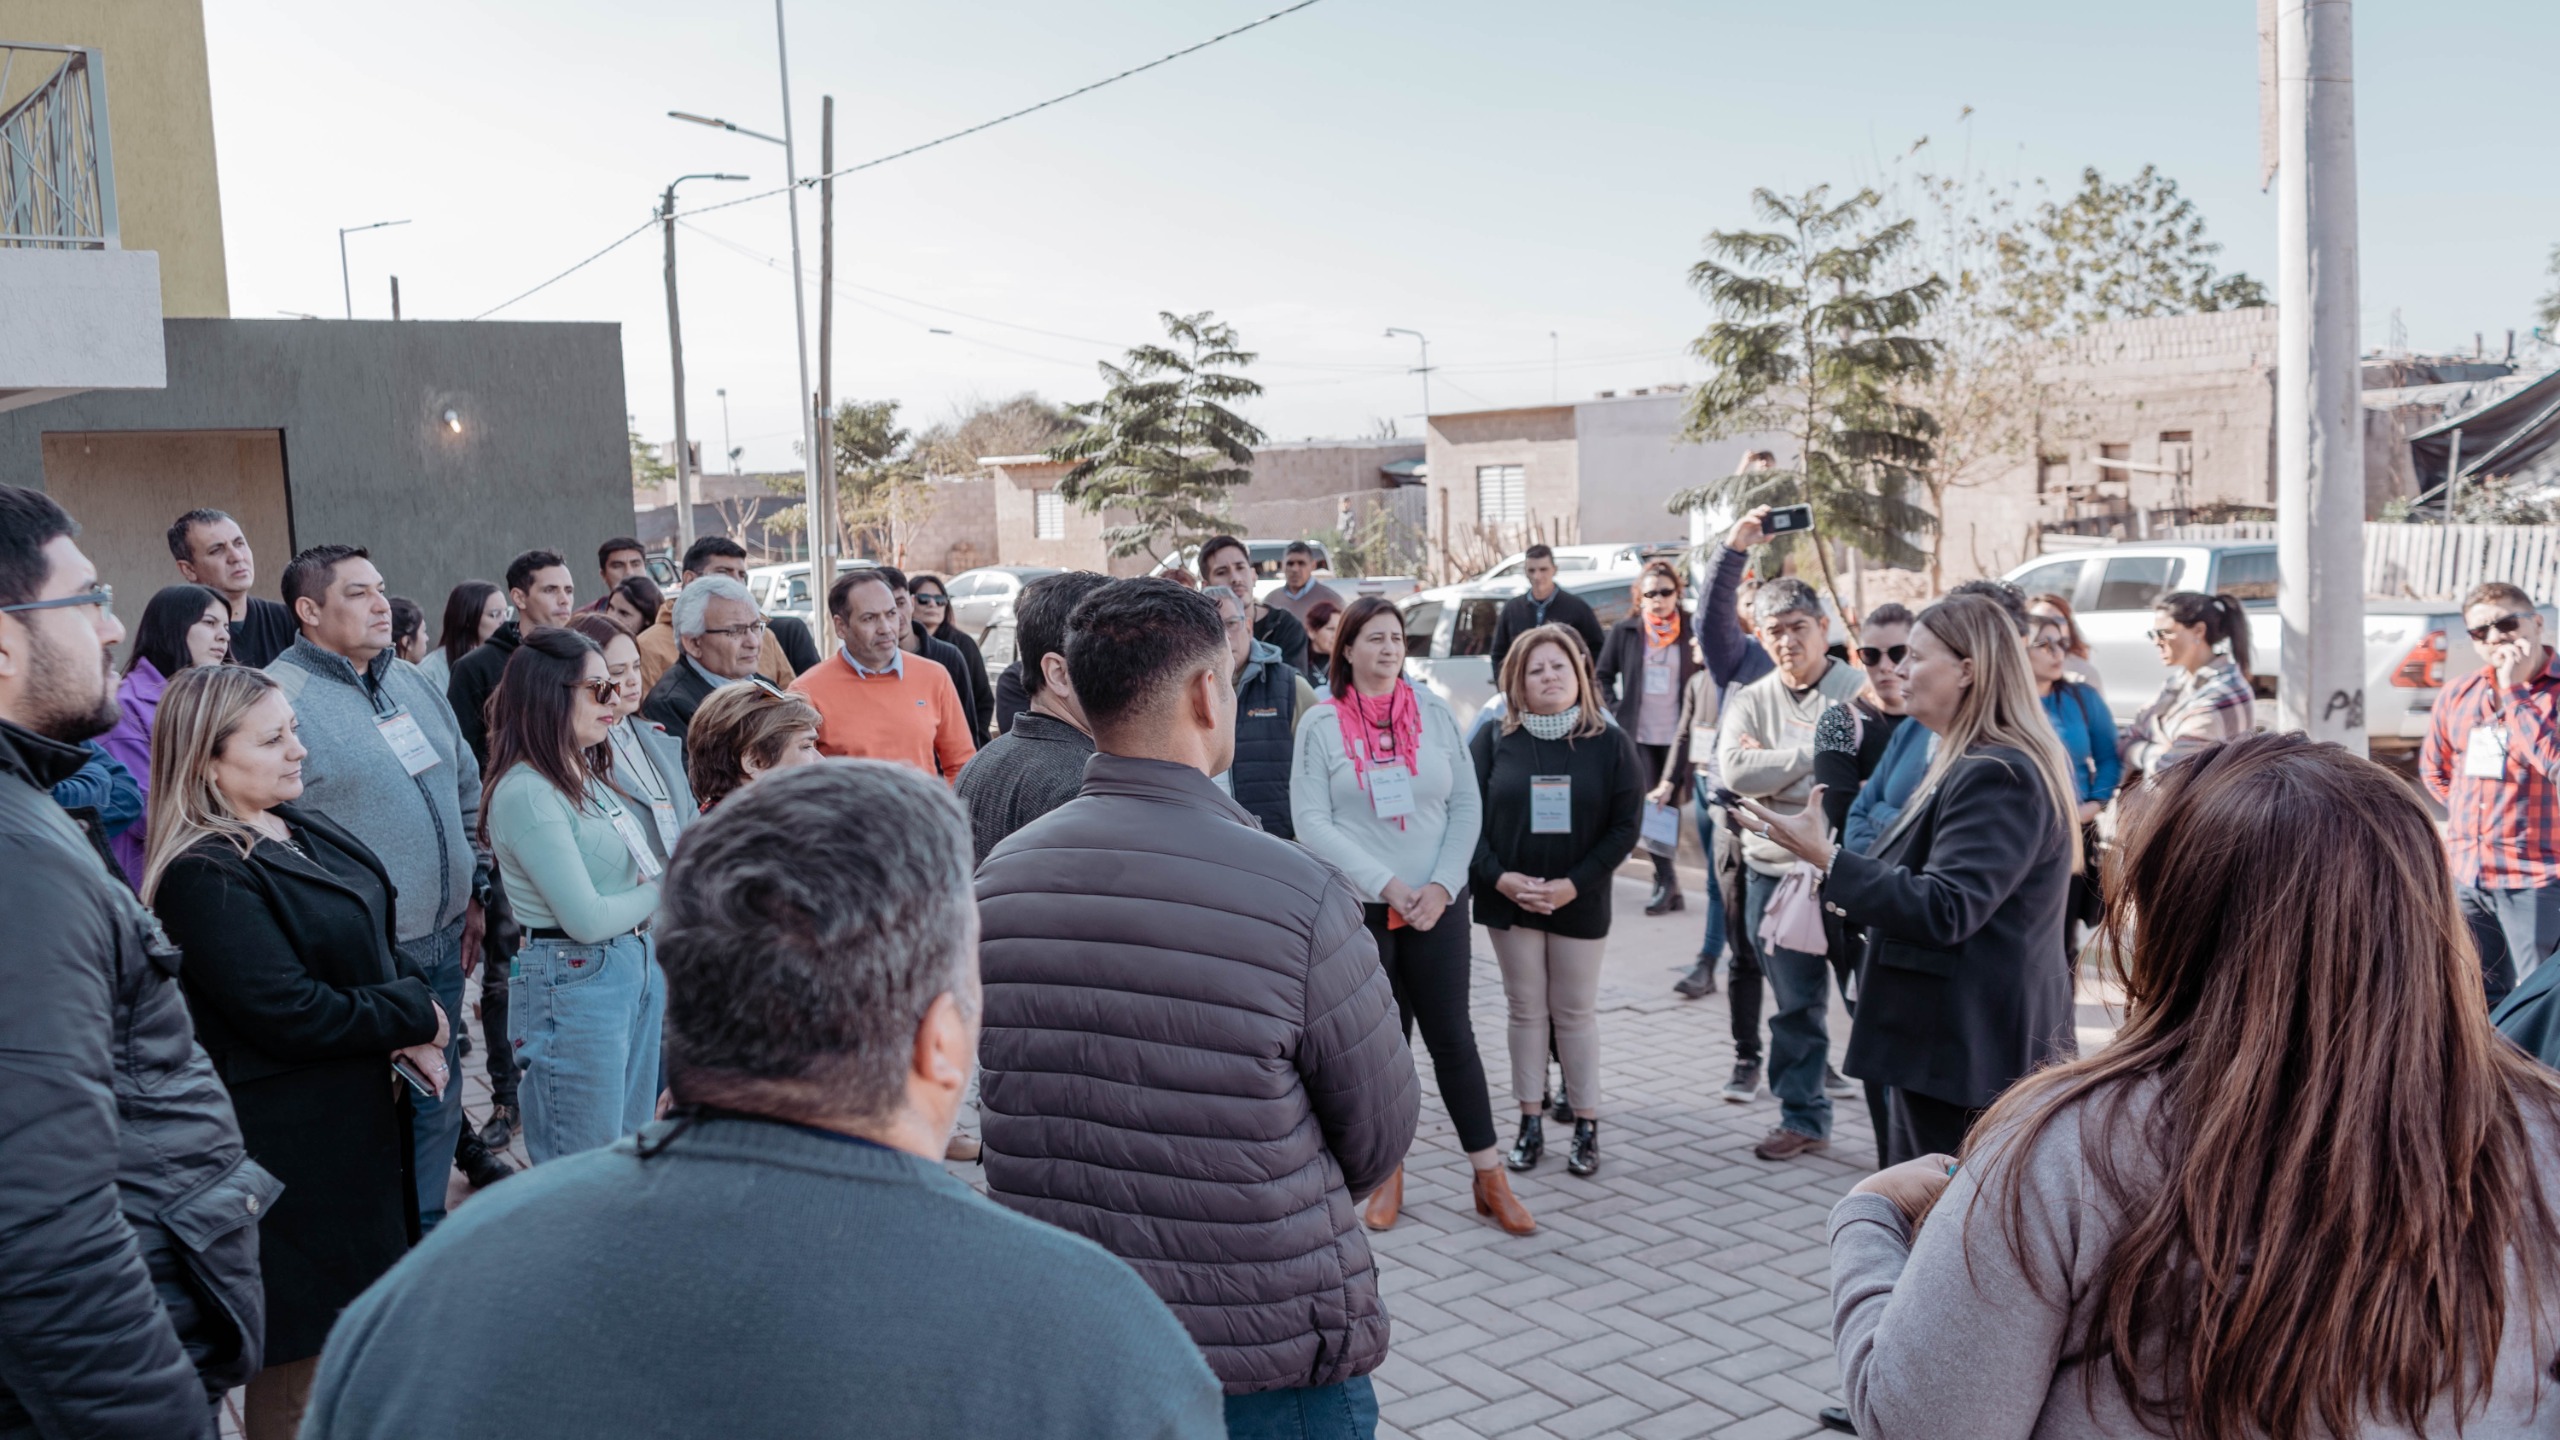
[1594,560,1702,915]
[1809,602,1912,1166]
[1471,625,1645,1177]
[910,573,997,746]
[142,665,446,1438]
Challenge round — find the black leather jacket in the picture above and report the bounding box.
[0,719,277,1438]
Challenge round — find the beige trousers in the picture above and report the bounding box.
[1490,925,1608,1117]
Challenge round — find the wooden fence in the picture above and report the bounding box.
[2159,522,2560,602]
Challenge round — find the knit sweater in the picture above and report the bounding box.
[299,1114,1225,1440]
[484,766,659,940]
[792,651,977,783]
[1291,686,1481,903]
[954,710,1093,868]
[1719,658,1865,875]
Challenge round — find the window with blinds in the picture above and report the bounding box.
[1476,464,1525,526]
[1034,490,1065,540]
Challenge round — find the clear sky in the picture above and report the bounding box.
[203,0,2559,473]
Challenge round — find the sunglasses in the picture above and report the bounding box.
[2145,627,2184,642]
[2468,612,2535,643]
[1642,588,1678,600]
[567,676,620,705]
[2028,637,2066,653]
[911,592,948,606]
[1856,643,1908,666]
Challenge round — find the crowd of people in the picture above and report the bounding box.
[3,479,2559,1440]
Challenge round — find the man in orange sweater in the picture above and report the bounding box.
[793,569,976,783]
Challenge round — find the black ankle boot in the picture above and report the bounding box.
[1566,1118,1600,1177]
[1644,879,1671,915]
[1505,1113,1544,1171]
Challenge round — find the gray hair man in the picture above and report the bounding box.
[640,574,763,739]
[299,760,1224,1440]
[1719,573,1863,1162]
[1203,583,1317,837]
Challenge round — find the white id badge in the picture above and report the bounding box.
[375,709,439,776]
[601,798,666,880]
[1691,725,1715,760]
[2464,725,2509,780]
[1367,764,1416,821]
[1530,775,1572,833]
[1645,662,1672,696]
[648,798,682,854]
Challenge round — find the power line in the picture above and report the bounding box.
[469,1,1325,319]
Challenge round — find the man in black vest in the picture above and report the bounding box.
[1206,585,1315,839]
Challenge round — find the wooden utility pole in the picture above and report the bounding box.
[662,182,697,556]
[817,94,837,569]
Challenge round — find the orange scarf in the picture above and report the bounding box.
[1644,607,1682,650]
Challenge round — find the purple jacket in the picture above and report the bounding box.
[97,660,165,887]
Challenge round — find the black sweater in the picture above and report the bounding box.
[1467,718,1647,939]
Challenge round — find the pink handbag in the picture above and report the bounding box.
[1758,861,1831,956]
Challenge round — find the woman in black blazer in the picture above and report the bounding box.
[1732,593,2078,1166]
[141,666,445,1437]
[1592,560,1702,914]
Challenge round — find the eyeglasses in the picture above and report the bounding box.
[2468,612,2535,643]
[1856,643,1909,666]
[746,673,789,698]
[1642,588,1678,600]
[2146,627,2183,642]
[567,676,620,705]
[0,584,111,616]
[701,622,766,640]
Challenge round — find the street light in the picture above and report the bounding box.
[338,219,410,320]
[716,387,736,473]
[1385,327,1433,420]
[659,174,750,556]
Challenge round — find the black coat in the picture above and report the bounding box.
[1254,606,1310,675]
[1467,719,1645,939]
[932,621,998,747]
[1593,610,1702,741]
[153,805,440,1364]
[992,661,1030,737]
[445,621,521,768]
[639,655,719,739]
[1488,588,1607,676]
[912,626,983,744]
[768,614,821,676]
[1826,744,2076,1110]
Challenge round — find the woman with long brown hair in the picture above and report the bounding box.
[1827,731,2560,1438]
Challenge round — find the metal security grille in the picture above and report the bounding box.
[1475,464,1524,527]
[1033,489,1065,540]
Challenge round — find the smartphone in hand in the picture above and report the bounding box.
[391,1054,437,1099]
[1765,504,1815,535]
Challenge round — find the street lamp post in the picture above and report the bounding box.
[660,174,749,559]
[337,219,409,320]
[1385,327,1432,422]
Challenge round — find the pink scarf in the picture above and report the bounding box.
[1335,680,1423,826]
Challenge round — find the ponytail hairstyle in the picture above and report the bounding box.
[2155,591,2251,675]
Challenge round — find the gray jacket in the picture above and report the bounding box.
[269,639,485,940]
[975,753,1419,1395]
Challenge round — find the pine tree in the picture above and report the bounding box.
[1051,310,1265,563]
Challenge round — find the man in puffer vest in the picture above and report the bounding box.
[976,578,1419,1439]
[1206,584,1317,839]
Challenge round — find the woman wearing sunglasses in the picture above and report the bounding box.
[481,627,665,1164]
[907,574,996,746]
[1597,560,1701,915]
[2119,590,2255,781]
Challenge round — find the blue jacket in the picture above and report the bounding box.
[2040,681,2122,806]
[1700,545,1775,690]
[50,741,142,839]
[1845,719,1932,856]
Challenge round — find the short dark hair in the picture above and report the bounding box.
[1015,571,1112,684]
[389,595,425,650]
[656,761,976,1125]
[2464,581,2535,614]
[505,548,568,595]
[164,507,229,564]
[681,535,747,576]
[597,536,645,571]
[1196,535,1249,575]
[874,565,909,595]
[282,543,369,615]
[827,567,893,620]
[1065,578,1226,734]
[1328,595,1409,699]
[1862,601,1916,631]
[1524,543,1555,564]
[1284,540,1315,560]
[0,486,77,609]
[613,573,665,622]
[1945,578,2031,637]
[127,583,226,679]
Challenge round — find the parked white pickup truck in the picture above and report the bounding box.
[2003,540,2531,763]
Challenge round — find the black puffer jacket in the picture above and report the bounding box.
[0,720,278,1438]
[975,753,1419,1395]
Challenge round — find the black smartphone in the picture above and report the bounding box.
[1765,504,1814,535]
[1711,786,1742,810]
[391,1054,436,1099]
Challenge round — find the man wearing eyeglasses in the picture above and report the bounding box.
[0,486,275,1437]
[2421,581,2560,1006]
[640,575,765,741]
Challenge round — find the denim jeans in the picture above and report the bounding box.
[1742,868,1832,1140]
[1223,1376,1378,1440]
[2458,883,2560,1009]
[509,931,664,1165]
[1693,792,1729,961]
[396,918,468,1231]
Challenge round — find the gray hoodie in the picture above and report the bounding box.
[268,637,487,940]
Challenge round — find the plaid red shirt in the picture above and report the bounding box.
[2421,650,2560,887]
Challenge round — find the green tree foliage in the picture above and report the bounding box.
[1997,165,2267,333]
[1671,186,1944,608]
[765,398,938,561]
[629,420,673,497]
[1051,310,1265,562]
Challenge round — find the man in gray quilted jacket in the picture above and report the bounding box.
[977,578,1419,1439]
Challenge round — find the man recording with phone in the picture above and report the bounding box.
[2422,581,2560,1006]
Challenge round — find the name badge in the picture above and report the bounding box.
[1530,775,1572,833]
[1645,662,1673,695]
[1367,763,1416,821]
[1246,707,1280,719]
[1690,725,1715,760]
[375,709,440,777]
[647,797,683,854]
[600,795,666,881]
[2464,724,2509,780]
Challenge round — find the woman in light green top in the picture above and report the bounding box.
[479,626,664,1164]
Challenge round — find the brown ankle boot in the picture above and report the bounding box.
[1362,1164,1403,1232]
[1472,1165,1536,1235]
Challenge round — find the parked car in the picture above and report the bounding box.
[2002,540,2522,762]
[1151,539,1334,583]
[745,559,875,627]
[1397,570,1644,730]
[944,566,1063,640]
[1473,542,1686,583]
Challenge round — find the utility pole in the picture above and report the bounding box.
[2273,0,2364,750]
[773,0,824,576]
[1385,327,1432,422]
[389,276,401,321]
[817,94,837,571]
[663,183,697,557]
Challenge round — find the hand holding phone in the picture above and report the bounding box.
[391,1047,447,1101]
[1764,504,1815,535]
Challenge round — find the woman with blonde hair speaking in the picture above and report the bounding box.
[1468,624,1644,1179]
[1736,591,2079,1164]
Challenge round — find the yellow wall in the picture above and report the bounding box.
[2,0,229,316]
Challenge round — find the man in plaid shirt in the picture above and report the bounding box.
[2421,581,2560,1006]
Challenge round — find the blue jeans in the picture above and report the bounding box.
[1223,1376,1377,1440]
[397,918,468,1231]
[2459,884,2560,1009]
[509,931,664,1165]
[1694,793,1729,961]
[1742,869,1832,1140]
